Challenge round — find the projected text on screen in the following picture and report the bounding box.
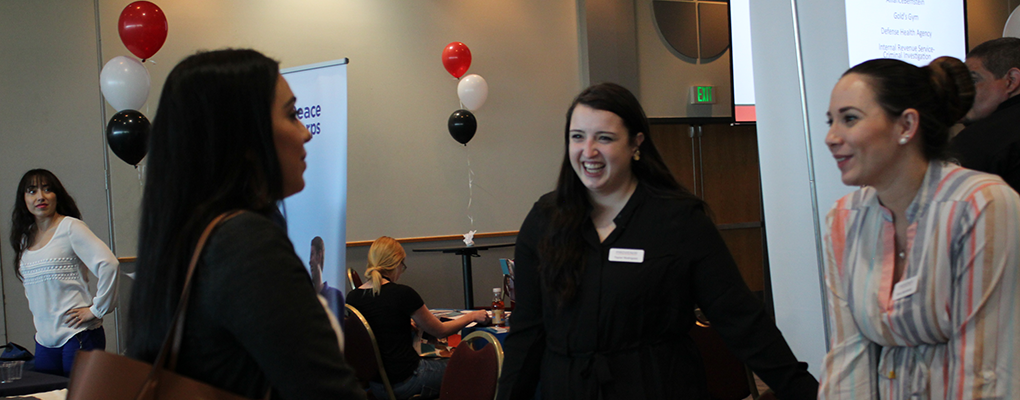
[845,0,965,67]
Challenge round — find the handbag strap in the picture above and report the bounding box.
[137,211,244,399]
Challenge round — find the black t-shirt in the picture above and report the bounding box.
[346,282,425,383]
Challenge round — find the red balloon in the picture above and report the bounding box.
[442,42,472,79]
[118,1,168,60]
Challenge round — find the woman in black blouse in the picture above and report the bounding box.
[127,49,364,399]
[496,83,819,399]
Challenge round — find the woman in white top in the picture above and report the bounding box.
[8,169,118,376]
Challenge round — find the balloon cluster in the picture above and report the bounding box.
[442,42,489,145]
[99,1,167,166]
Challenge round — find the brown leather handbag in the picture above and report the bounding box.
[67,211,260,400]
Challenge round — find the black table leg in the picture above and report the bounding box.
[412,243,514,310]
[461,253,473,309]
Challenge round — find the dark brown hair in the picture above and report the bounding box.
[128,49,282,363]
[9,169,82,279]
[539,83,701,306]
[845,57,974,160]
[967,37,1020,78]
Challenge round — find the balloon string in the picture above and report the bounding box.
[142,60,152,116]
[466,151,474,229]
[136,163,144,186]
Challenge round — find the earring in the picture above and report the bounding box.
[633,150,641,161]
[898,137,908,145]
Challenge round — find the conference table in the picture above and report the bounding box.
[413,242,515,309]
[430,309,510,342]
[420,309,509,359]
[0,370,68,397]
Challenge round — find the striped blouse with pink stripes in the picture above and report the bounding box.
[819,161,1020,399]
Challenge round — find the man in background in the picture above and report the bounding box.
[310,236,344,319]
[950,37,1020,192]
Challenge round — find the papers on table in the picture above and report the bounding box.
[472,326,509,334]
[5,389,67,400]
[430,309,465,320]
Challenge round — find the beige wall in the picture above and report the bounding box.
[968,0,1020,50]
[100,0,580,255]
[581,0,735,118]
[635,0,733,118]
[0,1,125,349]
[345,236,516,312]
[97,0,584,326]
[2,0,583,351]
[582,0,641,94]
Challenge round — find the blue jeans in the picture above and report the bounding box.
[371,358,448,400]
[35,327,106,377]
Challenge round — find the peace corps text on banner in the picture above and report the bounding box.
[298,104,323,135]
[280,58,349,321]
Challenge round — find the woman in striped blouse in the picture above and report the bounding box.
[820,56,1020,399]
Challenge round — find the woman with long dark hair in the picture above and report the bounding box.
[820,57,1020,399]
[496,83,818,399]
[126,49,364,399]
[9,169,118,376]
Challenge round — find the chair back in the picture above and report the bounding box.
[440,331,503,400]
[689,322,752,400]
[347,268,363,292]
[343,304,396,400]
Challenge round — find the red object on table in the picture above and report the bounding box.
[447,334,461,348]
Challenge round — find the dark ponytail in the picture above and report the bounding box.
[845,57,974,161]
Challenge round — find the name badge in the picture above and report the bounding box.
[608,248,645,263]
[891,276,919,301]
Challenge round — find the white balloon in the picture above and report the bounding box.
[100,56,150,111]
[457,74,489,111]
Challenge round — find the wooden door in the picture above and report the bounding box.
[649,122,766,293]
[648,123,696,192]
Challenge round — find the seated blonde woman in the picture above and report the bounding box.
[346,236,489,400]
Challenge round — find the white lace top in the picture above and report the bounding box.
[19,217,119,347]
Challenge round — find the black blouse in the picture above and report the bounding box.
[174,212,365,399]
[497,184,818,400]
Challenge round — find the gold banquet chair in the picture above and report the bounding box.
[343,304,397,400]
[689,320,759,400]
[439,330,504,400]
[347,268,363,292]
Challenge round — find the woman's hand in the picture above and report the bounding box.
[64,307,96,328]
[468,310,491,324]
[413,306,492,338]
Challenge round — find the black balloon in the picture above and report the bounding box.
[448,109,477,145]
[106,110,150,166]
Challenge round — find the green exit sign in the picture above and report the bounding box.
[689,85,716,104]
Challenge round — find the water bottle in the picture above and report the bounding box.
[492,287,505,326]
